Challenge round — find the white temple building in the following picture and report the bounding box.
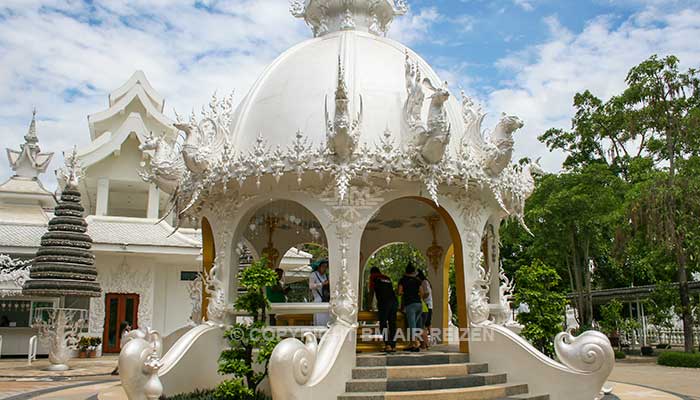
[0,76,312,357]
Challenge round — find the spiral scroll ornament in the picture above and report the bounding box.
[554,330,614,374]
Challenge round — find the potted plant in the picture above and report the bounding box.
[78,337,90,358]
[88,337,102,357]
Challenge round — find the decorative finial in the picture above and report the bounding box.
[290,0,408,37]
[25,108,38,144]
[58,146,83,188]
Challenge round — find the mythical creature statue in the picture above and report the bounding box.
[403,52,451,164]
[202,257,227,326]
[484,113,523,175]
[325,57,363,162]
[138,132,185,195]
[499,158,544,234]
[187,274,203,325]
[492,262,516,326]
[459,92,524,176]
[469,263,491,325]
[174,93,232,175]
[119,328,164,400]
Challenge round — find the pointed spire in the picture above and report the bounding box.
[24,108,38,145]
[6,110,54,179]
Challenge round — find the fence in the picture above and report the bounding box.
[620,327,700,348]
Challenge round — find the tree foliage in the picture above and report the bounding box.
[217,257,279,399]
[514,260,567,356]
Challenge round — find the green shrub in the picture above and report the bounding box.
[614,350,626,359]
[657,352,700,368]
[217,257,279,399]
[165,389,217,400]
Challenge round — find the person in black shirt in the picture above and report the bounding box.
[368,266,398,352]
[398,263,424,352]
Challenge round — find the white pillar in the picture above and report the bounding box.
[147,183,160,219]
[487,222,501,303]
[96,177,109,216]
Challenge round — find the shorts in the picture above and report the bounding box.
[422,308,432,327]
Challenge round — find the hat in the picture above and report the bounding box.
[311,259,328,272]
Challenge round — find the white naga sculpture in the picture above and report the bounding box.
[403,52,451,164]
[119,328,164,400]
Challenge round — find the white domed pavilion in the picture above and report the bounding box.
[117,2,615,400]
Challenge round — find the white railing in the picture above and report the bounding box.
[27,335,38,365]
[621,327,700,347]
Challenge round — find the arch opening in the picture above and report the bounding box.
[359,196,468,352]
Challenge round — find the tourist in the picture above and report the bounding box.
[111,321,132,375]
[398,263,424,352]
[368,266,398,353]
[417,269,433,350]
[267,268,289,326]
[309,259,330,326]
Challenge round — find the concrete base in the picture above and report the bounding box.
[45,363,70,371]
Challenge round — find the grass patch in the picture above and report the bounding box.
[614,350,626,359]
[657,351,700,368]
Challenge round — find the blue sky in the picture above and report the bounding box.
[1,0,699,187]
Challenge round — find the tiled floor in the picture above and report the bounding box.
[0,356,697,400]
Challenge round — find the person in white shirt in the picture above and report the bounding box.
[309,259,330,326]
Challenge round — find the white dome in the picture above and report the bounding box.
[229,29,466,156]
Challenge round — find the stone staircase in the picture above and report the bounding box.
[338,352,549,400]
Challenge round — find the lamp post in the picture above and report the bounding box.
[22,148,101,370]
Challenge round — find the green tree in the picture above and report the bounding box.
[217,257,279,399]
[514,260,567,356]
[618,55,700,352]
[646,281,679,331]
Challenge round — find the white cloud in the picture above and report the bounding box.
[0,0,309,187]
[487,7,700,172]
[0,2,442,189]
[513,0,535,12]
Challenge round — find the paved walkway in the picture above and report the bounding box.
[0,356,117,378]
[609,361,700,400]
[0,356,697,399]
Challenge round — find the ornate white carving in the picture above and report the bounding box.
[33,308,87,371]
[469,263,491,325]
[329,258,358,326]
[491,261,516,326]
[119,328,164,400]
[496,158,544,233]
[187,274,203,325]
[325,57,363,162]
[89,259,153,335]
[175,92,233,176]
[56,146,83,188]
[0,255,30,297]
[138,132,185,195]
[403,52,451,165]
[554,330,615,374]
[483,114,523,176]
[290,0,405,37]
[202,256,226,327]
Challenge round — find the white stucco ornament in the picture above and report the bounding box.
[119,328,164,400]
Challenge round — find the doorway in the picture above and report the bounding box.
[103,293,139,353]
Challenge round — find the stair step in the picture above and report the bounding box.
[346,372,507,392]
[352,362,489,379]
[496,394,550,400]
[356,352,469,367]
[337,383,529,400]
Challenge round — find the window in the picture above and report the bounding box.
[180,271,199,281]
